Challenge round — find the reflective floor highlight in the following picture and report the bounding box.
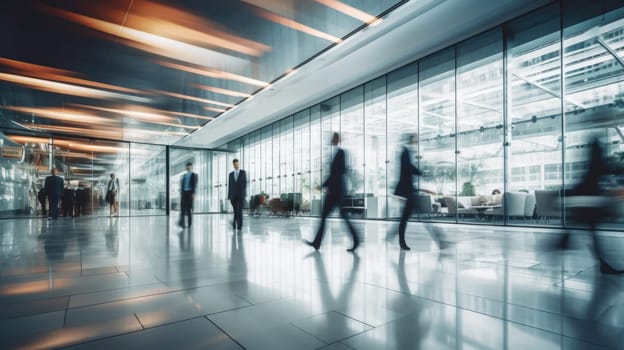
[0,215,622,349]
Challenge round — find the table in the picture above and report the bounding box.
[471,205,502,220]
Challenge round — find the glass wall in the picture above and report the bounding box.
[0,132,52,218]
[130,143,166,216]
[365,76,387,218]
[562,0,624,228]
[230,0,624,229]
[169,147,227,214]
[387,63,419,219]
[456,28,505,224]
[506,3,563,226]
[419,48,456,222]
[0,130,231,219]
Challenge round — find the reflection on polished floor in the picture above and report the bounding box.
[0,214,622,349]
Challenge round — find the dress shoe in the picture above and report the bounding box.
[600,259,623,274]
[305,240,320,250]
[400,244,411,251]
[346,241,359,252]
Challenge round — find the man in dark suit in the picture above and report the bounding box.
[228,159,246,230]
[62,186,75,218]
[44,168,64,220]
[74,187,88,217]
[394,133,423,250]
[306,133,360,252]
[179,162,198,228]
[37,187,47,216]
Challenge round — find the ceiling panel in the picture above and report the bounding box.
[0,0,403,144]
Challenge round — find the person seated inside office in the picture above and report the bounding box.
[488,189,503,205]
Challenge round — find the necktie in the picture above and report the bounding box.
[235,171,238,182]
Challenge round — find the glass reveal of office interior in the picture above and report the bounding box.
[226,0,624,229]
[0,132,230,219]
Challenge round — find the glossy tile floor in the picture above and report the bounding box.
[0,214,623,349]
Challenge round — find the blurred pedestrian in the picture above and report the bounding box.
[44,168,63,220]
[392,133,423,250]
[306,132,360,252]
[62,185,75,218]
[37,186,47,216]
[228,159,247,230]
[106,173,120,217]
[179,162,198,228]
[564,137,622,274]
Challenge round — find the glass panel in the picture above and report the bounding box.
[169,148,218,214]
[262,126,273,204]
[212,151,228,213]
[0,132,53,218]
[456,28,505,224]
[310,105,323,216]
[321,96,340,176]
[294,110,311,216]
[387,62,419,219]
[280,116,294,197]
[364,76,387,219]
[321,97,340,216]
[506,3,562,226]
[130,143,166,216]
[243,134,252,194]
[70,139,130,217]
[271,122,280,199]
[563,1,624,229]
[419,48,457,223]
[340,86,365,214]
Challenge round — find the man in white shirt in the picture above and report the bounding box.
[179,162,198,228]
[228,159,247,230]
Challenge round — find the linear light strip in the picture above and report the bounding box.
[0,72,149,103]
[313,0,376,23]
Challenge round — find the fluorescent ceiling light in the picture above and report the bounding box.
[0,72,149,103]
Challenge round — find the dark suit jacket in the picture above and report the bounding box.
[228,170,247,200]
[323,148,347,198]
[44,175,64,198]
[394,147,422,198]
[180,172,198,194]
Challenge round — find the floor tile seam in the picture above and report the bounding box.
[314,340,356,350]
[313,323,377,348]
[62,295,71,328]
[331,310,377,329]
[55,315,209,349]
[382,305,565,339]
[61,281,173,308]
[562,311,624,330]
[65,286,202,311]
[205,316,247,350]
[370,292,557,332]
[156,274,240,290]
[134,313,145,330]
[392,282,576,316]
[214,294,289,311]
[202,303,256,318]
[289,321,331,346]
[65,280,252,311]
[229,292,255,306]
[363,279,572,319]
[0,297,70,321]
[0,272,155,292]
[384,296,617,348]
